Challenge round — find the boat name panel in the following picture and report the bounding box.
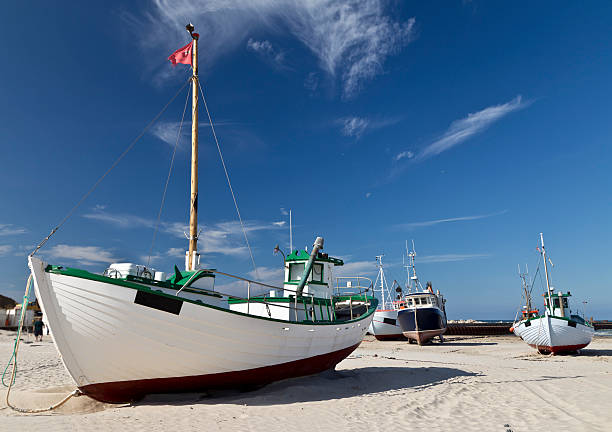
[134,290,183,315]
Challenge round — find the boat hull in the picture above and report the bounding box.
[81,343,359,403]
[368,309,406,341]
[29,257,374,403]
[513,315,594,354]
[397,307,447,345]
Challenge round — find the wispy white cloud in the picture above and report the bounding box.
[335,260,377,278]
[151,121,237,147]
[394,150,414,161]
[214,265,284,297]
[340,117,369,138]
[280,207,289,216]
[246,38,286,67]
[129,0,415,97]
[419,96,527,160]
[396,210,507,230]
[248,266,284,286]
[365,192,372,198]
[417,253,491,264]
[304,72,319,92]
[391,96,528,168]
[46,245,119,266]
[83,209,153,229]
[338,115,401,139]
[0,245,13,257]
[0,224,26,236]
[83,207,284,257]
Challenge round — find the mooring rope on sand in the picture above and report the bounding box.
[2,275,82,413]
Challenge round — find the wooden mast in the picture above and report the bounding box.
[187,24,199,271]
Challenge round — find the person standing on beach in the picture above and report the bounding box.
[33,317,44,342]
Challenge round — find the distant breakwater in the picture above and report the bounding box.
[447,321,612,336]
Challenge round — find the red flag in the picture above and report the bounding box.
[168,41,193,66]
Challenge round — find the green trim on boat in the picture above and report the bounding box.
[522,314,594,328]
[167,269,215,286]
[46,265,222,298]
[44,264,377,326]
[285,250,344,266]
[228,296,333,306]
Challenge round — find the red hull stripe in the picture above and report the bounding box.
[527,343,590,353]
[80,343,361,403]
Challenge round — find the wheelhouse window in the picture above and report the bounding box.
[289,262,305,281]
[553,298,560,309]
[312,263,323,282]
[562,298,568,308]
[414,298,421,305]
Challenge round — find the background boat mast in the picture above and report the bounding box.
[518,263,532,312]
[540,233,553,312]
[187,24,199,271]
[376,255,387,309]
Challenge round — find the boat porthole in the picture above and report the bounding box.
[282,327,289,331]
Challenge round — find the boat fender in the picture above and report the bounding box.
[509,327,514,332]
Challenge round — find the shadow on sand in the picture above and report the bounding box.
[138,366,476,406]
[576,349,612,357]
[417,336,497,347]
[435,341,497,347]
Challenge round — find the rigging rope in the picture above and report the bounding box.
[197,79,259,279]
[147,85,192,267]
[2,275,82,413]
[29,78,191,257]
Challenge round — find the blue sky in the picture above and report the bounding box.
[1,1,611,319]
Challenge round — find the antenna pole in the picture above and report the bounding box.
[289,209,293,252]
[187,26,199,271]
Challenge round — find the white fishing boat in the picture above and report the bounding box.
[512,233,594,354]
[26,25,376,403]
[368,255,406,341]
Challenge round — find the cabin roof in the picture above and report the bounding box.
[285,250,344,266]
[405,292,436,297]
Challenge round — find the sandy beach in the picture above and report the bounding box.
[1,330,611,432]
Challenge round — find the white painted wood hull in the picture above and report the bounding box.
[513,315,594,354]
[29,257,374,402]
[368,309,406,340]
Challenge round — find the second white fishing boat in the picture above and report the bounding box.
[512,233,594,354]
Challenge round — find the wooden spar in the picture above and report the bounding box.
[187,28,199,271]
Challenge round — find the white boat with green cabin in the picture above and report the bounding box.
[511,233,594,354]
[27,25,376,403]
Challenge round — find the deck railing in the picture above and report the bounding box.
[181,270,373,322]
